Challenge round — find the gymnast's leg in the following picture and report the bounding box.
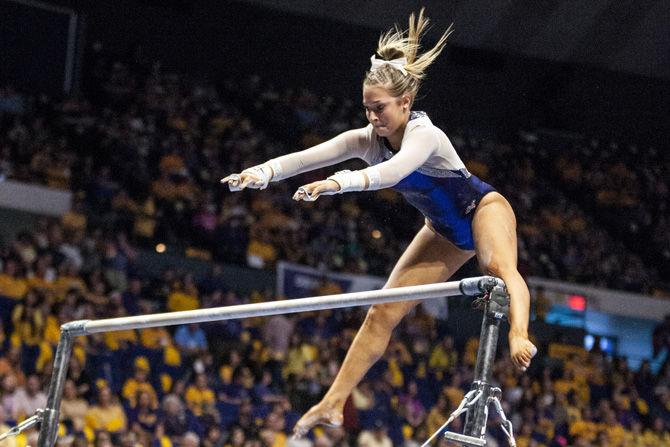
[293,224,474,435]
[471,192,536,370]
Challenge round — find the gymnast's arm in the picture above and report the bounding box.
[358,125,437,189]
[307,123,438,196]
[221,127,373,190]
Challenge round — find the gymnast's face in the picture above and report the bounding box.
[363,84,411,141]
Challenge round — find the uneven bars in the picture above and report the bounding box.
[37,275,502,447]
[63,276,503,336]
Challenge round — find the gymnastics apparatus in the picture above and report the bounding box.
[1,276,516,447]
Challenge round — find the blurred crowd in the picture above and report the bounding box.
[0,220,670,446]
[0,40,663,293]
[536,136,669,284]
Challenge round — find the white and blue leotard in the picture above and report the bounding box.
[264,111,495,250]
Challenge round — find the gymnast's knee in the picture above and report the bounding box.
[364,302,413,332]
[480,259,516,280]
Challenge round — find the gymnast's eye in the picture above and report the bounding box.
[364,104,385,113]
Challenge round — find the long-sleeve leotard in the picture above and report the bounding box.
[263,112,494,250]
[267,112,467,189]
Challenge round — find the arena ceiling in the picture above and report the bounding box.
[237,0,670,79]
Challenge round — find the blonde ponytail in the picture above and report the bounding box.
[365,8,453,102]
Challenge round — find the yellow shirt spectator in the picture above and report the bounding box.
[43,315,61,345]
[184,374,216,417]
[25,275,54,292]
[122,378,158,409]
[11,305,43,347]
[429,343,457,372]
[103,328,137,350]
[84,387,127,433]
[53,275,87,300]
[463,337,479,367]
[0,274,27,299]
[605,422,627,446]
[569,419,598,443]
[0,421,17,446]
[246,237,277,269]
[139,327,171,349]
[122,359,158,408]
[167,289,199,312]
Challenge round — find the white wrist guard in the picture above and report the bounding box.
[327,170,367,193]
[267,159,284,182]
[242,164,273,189]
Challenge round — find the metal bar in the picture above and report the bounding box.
[77,277,496,335]
[37,331,73,447]
[463,300,503,439]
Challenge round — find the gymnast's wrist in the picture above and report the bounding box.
[322,391,347,407]
[327,170,366,193]
[266,159,283,182]
[509,328,528,338]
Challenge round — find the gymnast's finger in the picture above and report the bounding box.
[293,188,306,201]
[240,175,256,189]
[220,174,239,185]
[301,182,319,192]
[310,186,325,199]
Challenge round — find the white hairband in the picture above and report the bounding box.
[370,55,408,75]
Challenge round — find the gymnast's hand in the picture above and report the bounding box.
[220,171,263,191]
[293,179,340,201]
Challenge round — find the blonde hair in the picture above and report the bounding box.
[365,8,453,104]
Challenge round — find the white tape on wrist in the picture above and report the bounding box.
[241,165,272,189]
[365,166,382,189]
[327,170,367,193]
[227,174,243,191]
[267,159,283,182]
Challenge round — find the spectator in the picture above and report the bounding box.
[185,373,216,417]
[84,386,127,435]
[127,390,159,435]
[9,374,45,422]
[121,357,158,409]
[262,313,294,361]
[174,324,208,358]
[60,379,89,433]
[357,420,392,447]
[160,394,199,440]
[397,380,426,429]
[182,431,201,447]
[0,259,27,300]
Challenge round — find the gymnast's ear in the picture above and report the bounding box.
[400,93,411,110]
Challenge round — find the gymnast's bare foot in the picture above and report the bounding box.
[293,399,344,438]
[509,334,537,372]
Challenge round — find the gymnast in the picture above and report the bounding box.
[221,9,536,435]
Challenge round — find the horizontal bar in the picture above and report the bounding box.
[70,276,500,336]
